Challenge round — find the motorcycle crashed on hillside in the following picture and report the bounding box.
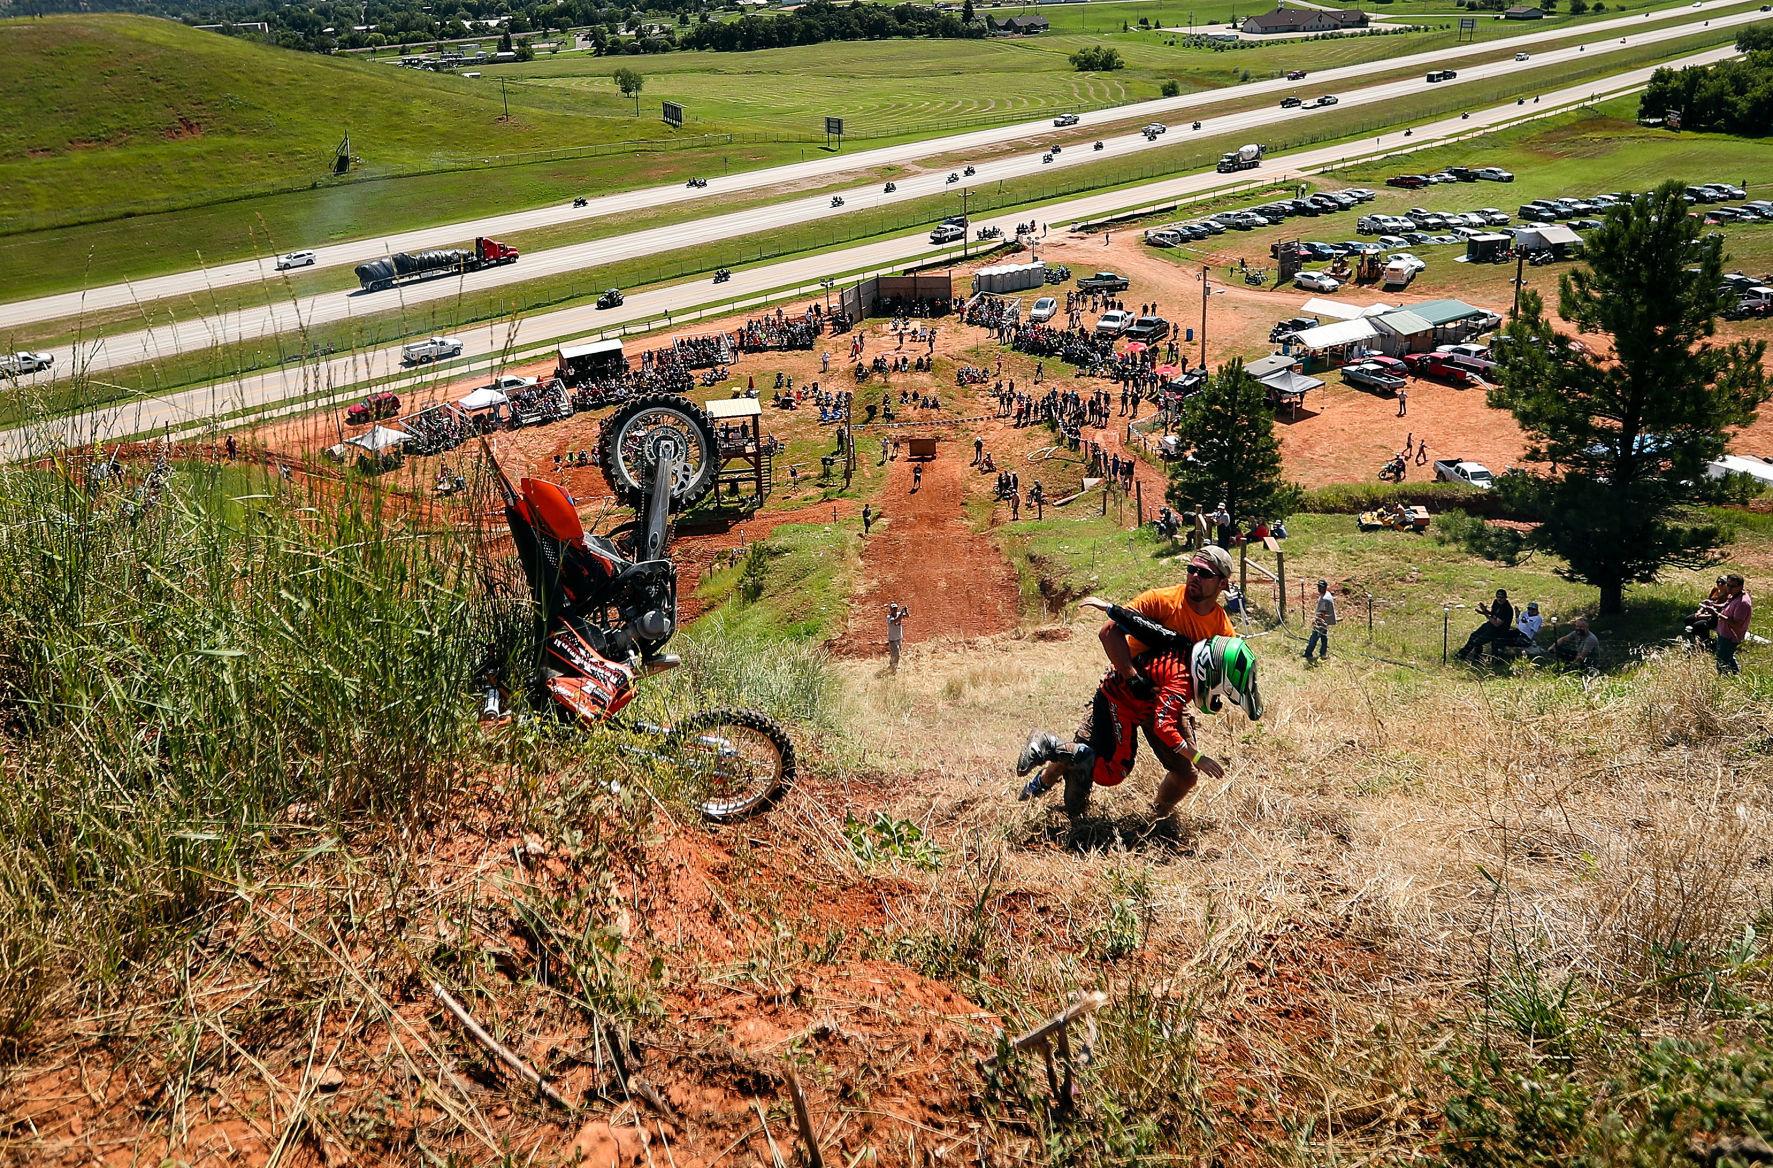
[479,394,795,821]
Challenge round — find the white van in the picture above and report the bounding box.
[1147,228,1186,248]
[401,336,465,364]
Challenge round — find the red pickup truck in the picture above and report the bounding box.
[1403,351,1478,385]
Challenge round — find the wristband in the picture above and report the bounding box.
[1187,748,1203,766]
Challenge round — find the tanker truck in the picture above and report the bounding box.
[354,236,520,292]
[1216,143,1265,174]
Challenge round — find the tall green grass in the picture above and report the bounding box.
[0,449,489,1046]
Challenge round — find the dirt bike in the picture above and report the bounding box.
[479,395,795,821]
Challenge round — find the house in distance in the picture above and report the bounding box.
[1240,6,1371,34]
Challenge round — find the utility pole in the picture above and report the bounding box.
[960,188,970,259]
[501,78,510,121]
[1511,250,1525,319]
[1199,264,1209,368]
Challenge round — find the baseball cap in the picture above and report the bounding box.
[1192,545,1234,580]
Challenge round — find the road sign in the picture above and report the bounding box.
[1457,16,1476,41]
[825,116,844,137]
[662,100,684,129]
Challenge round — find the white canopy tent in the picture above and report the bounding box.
[456,386,509,412]
[345,425,411,453]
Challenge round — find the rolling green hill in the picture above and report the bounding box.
[0,14,638,234]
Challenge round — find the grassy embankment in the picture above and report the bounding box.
[0,0,1738,301]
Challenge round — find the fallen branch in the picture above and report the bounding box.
[784,1068,824,1168]
[431,981,574,1113]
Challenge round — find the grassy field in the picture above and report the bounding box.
[2,0,1739,303]
[8,23,1743,423]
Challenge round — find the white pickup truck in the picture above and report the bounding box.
[1434,458,1495,489]
[0,351,54,376]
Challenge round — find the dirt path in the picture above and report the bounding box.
[840,446,1020,656]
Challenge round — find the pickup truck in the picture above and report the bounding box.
[1077,271,1130,294]
[1342,362,1406,394]
[1434,459,1495,489]
[1402,351,1478,385]
[1123,315,1171,342]
[1094,309,1135,337]
[0,351,54,376]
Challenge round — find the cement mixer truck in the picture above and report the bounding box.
[1216,143,1265,174]
[353,236,520,293]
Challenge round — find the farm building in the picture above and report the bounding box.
[1504,6,1544,18]
[1240,7,1369,34]
[989,14,1050,33]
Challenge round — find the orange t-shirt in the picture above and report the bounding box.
[1125,583,1235,657]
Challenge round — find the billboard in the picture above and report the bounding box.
[825,116,844,137]
[663,101,684,129]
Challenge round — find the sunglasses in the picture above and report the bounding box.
[1186,564,1219,579]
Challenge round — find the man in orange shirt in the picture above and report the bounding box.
[1018,545,1240,820]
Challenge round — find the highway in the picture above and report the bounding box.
[0,0,1758,334]
[6,42,1737,462]
[11,3,1765,384]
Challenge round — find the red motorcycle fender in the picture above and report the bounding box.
[520,477,589,545]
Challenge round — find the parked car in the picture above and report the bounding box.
[1295,271,1342,292]
[1094,309,1135,337]
[1343,362,1406,393]
[1475,167,1515,182]
[1387,174,1430,189]
[275,250,317,271]
[400,336,464,365]
[1434,458,1496,489]
[1030,296,1059,323]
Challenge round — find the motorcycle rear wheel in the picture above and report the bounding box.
[667,708,796,822]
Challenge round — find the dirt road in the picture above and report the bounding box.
[841,445,1020,656]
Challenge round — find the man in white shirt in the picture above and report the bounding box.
[1304,579,1337,662]
[1515,601,1544,649]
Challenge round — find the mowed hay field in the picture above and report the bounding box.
[0,14,633,233]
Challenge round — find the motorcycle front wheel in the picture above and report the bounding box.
[666,708,796,822]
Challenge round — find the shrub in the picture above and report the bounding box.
[1069,45,1125,71]
[1161,79,1180,97]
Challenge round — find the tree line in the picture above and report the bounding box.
[1638,26,1773,135]
[679,1,981,53]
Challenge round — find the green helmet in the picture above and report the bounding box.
[1191,635,1263,720]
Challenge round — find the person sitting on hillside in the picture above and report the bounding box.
[1683,576,1729,646]
[1454,588,1515,664]
[1548,617,1600,670]
[1513,601,1544,650]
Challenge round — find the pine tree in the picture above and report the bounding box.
[1489,180,1769,613]
[1166,359,1302,533]
[963,0,975,22]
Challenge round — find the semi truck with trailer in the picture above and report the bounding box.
[354,237,519,293]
